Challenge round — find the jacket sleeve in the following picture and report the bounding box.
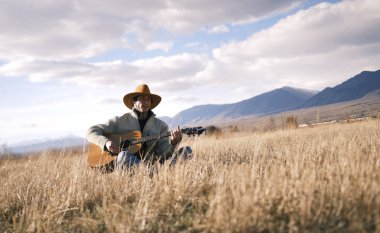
[156,122,177,159]
[86,116,119,150]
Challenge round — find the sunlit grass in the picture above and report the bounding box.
[1,120,379,232]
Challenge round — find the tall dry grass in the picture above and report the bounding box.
[1,120,379,233]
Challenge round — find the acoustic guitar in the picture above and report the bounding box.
[87,127,206,168]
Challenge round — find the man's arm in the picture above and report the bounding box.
[156,122,179,159]
[86,116,119,151]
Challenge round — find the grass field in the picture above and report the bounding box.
[1,120,379,233]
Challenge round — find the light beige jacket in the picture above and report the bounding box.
[86,110,176,160]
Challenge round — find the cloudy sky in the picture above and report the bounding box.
[1,0,379,145]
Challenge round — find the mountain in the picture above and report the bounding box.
[157,116,172,124]
[169,86,316,127]
[168,104,229,127]
[363,88,380,98]
[228,87,317,116]
[8,135,86,154]
[298,70,380,108]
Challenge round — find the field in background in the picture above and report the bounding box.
[213,95,380,133]
[1,120,379,232]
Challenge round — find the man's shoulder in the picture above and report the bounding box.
[153,116,167,124]
[119,111,135,119]
[105,112,135,124]
[149,115,169,128]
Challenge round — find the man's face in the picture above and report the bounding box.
[133,95,152,113]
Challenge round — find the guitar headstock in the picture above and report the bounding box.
[181,126,207,136]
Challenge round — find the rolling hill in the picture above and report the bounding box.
[167,69,380,127]
[298,70,380,108]
[168,86,316,127]
[8,136,86,154]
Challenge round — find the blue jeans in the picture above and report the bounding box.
[115,146,193,169]
[168,146,193,166]
[116,151,141,169]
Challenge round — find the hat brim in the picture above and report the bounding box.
[123,92,161,109]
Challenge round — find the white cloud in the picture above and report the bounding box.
[208,25,229,34]
[153,0,302,32]
[185,42,201,48]
[0,0,301,60]
[1,0,379,95]
[2,0,379,100]
[210,0,380,91]
[128,53,210,90]
[0,53,209,91]
[145,41,173,52]
[0,59,95,82]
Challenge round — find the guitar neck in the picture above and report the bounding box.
[131,132,171,145]
[128,127,205,146]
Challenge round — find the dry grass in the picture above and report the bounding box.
[1,120,380,233]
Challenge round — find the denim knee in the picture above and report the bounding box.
[170,146,193,165]
[116,151,141,169]
[179,146,192,159]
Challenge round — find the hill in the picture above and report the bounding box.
[169,86,316,127]
[166,69,380,127]
[298,70,380,108]
[8,135,86,154]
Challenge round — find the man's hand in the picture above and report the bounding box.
[106,140,119,153]
[170,126,182,145]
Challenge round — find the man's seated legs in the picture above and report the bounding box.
[116,151,141,169]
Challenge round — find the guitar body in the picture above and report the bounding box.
[87,126,206,169]
[87,131,142,168]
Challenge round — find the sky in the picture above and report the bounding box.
[0,0,380,145]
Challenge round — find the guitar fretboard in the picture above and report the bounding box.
[127,127,204,145]
[131,132,171,145]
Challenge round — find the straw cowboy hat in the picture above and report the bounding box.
[123,84,161,109]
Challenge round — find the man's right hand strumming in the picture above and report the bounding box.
[106,140,119,153]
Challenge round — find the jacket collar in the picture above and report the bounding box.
[131,108,155,120]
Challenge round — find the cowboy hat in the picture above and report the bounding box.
[123,84,161,109]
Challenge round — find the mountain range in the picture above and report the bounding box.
[8,136,86,154]
[7,69,380,154]
[297,70,380,108]
[166,69,380,127]
[168,87,316,127]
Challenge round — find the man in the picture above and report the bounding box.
[86,84,192,170]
